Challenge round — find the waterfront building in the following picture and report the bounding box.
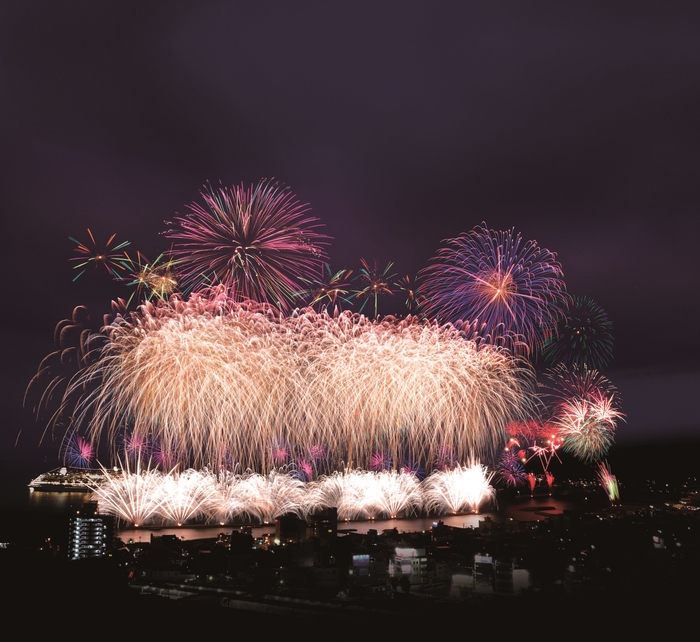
[67,501,114,561]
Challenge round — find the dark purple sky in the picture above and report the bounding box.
[2,1,698,464]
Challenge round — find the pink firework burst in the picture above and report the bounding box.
[63,435,94,469]
[165,179,330,312]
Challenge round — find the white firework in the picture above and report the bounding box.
[64,290,537,474]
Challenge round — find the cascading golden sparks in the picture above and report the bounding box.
[68,289,538,473]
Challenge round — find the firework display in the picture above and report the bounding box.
[69,229,130,281]
[164,179,330,312]
[298,264,354,312]
[25,178,628,523]
[353,258,396,318]
[546,365,625,463]
[121,251,179,306]
[396,274,421,313]
[89,464,496,526]
[421,462,496,514]
[62,289,537,473]
[542,295,614,370]
[597,462,620,504]
[418,223,568,354]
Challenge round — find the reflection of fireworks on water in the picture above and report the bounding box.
[91,467,491,526]
[418,223,567,354]
[597,462,620,504]
[542,295,614,370]
[164,179,330,312]
[422,463,496,514]
[63,290,536,473]
[546,365,624,463]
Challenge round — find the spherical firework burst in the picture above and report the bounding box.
[164,179,330,312]
[496,450,527,487]
[62,434,95,469]
[541,295,614,370]
[60,288,537,474]
[545,364,625,463]
[69,229,130,281]
[418,223,568,355]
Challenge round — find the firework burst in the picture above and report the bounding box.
[164,179,330,312]
[298,264,354,312]
[62,434,95,469]
[55,288,537,474]
[353,258,396,318]
[396,274,421,313]
[546,365,625,463]
[496,450,527,487]
[121,251,179,307]
[542,295,614,370]
[418,223,568,354]
[69,229,130,281]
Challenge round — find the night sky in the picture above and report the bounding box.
[2,2,699,469]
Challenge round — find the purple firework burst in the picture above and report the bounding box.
[418,223,568,354]
[497,450,527,487]
[165,179,330,312]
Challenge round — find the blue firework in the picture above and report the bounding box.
[418,223,568,354]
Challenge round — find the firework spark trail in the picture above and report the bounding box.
[154,469,218,526]
[89,464,166,527]
[65,291,537,473]
[597,462,620,503]
[421,463,496,514]
[91,464,498,526]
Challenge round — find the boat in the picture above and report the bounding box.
[28,466,119,492]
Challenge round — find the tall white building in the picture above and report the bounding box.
[68,501,114,560]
